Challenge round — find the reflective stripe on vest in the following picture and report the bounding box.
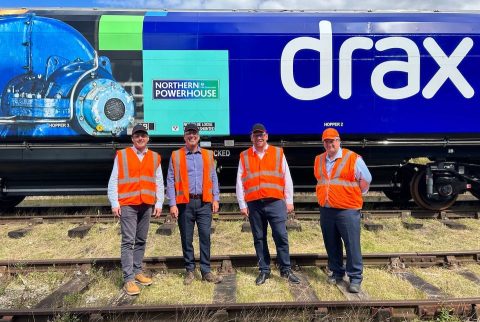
[172,148,214,204]
[241,146,285,202]
[117,148,159,206]
[315,149,363,209]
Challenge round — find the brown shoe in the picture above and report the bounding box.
[135,273,152,286]
[184,271,195,285]
[123,281,140,296]
[202,272,223,284]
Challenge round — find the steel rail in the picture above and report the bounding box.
[0,208,479,224]
[0,251,478,273]
[0,298,478,321]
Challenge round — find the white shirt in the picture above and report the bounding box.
[236,144,294,209]
[107,146,165,209]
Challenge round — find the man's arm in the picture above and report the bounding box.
[236,160,249,217]
[107,156,121,217]
[166,157,179,218]
[153,163,165,217]
[211,157,220,213]
[282,155,294,213]
[355,157,372,194]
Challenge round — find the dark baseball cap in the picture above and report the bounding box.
[184,123,199,133]
[251,123,266,133]
[132,124,148,135]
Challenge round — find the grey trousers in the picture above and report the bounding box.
[120,204,152,282]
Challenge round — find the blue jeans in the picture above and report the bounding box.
[247,198,291,273]
[319,207,363,284]
[120,204,152,282]
[177,199,212,274]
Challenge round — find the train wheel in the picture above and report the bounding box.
[383,188,412,203]
[0,195,25,210]
[383,166,414,203]
[410,170,457,210]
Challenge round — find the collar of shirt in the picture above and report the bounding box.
[185,146,201,155]
[326,147,343,162]
[131,146,148,156]
[252,144,269,155]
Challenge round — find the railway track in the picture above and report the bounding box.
[0,208,478,224]
[0,299,478,322]
[0,251,479,272]
[0,252,479,321]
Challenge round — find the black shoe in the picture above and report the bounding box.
[348,283,361,293]
[255,272,270,285]
[326,275,344,285]
[280,270,301,284]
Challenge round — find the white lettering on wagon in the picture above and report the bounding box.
[280,20,474,101]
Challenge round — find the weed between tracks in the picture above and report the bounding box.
[236,267,294,302]
[363,268,426,300]
[0,218,479,260]
[0,270,69,309]
[411,266,480,298]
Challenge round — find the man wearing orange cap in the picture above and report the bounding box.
[314,128,371,293]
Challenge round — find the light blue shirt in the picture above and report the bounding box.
[107,146,165,209]
[325,148,372,194]
[166,147,220,206]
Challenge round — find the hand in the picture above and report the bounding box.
[286,204,294,214]
[170,205,179,219]
[240,207,249,217]
[358,178,370,193]
[212,201,219,213]
[112,207,121,218]
[153,207,162,218]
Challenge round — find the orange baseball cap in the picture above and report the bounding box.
[322,128,340,141]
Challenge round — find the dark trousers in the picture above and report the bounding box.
[177,199,212,274]
[247,198,291,273]
[120,204,152,282]
[319,207,363,284]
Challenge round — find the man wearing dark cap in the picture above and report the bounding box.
[236,123,300,285]
[166,123,222,285]
[314,128,372,293]
[107,124,164,295]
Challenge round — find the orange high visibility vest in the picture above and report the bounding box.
[314,148,363,210]
[171,147,214,204]
[117,148,160,206]
[240,146,285,202]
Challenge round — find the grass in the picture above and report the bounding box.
[236,267,294,302]
[137,270,215,304]
[1,218,479,260]
[464,263,480,276]
[411,266,480,298]
[363,267,426,300]
[0,270,69,308]
[301,267,344,300]
[75,268,122,307]
[360,218,480,253]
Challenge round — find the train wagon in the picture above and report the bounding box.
[2,8,480,211]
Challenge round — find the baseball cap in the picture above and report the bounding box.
[132,124,148,135]
[322,128,340,141]
[251,123,266,133]
[184,123,199,133]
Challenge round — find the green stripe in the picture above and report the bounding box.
[99,15,144,51]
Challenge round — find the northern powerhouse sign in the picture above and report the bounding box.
[153,80,219,99]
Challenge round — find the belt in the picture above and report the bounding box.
[259,198,280,203]
[189,194,203,200]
